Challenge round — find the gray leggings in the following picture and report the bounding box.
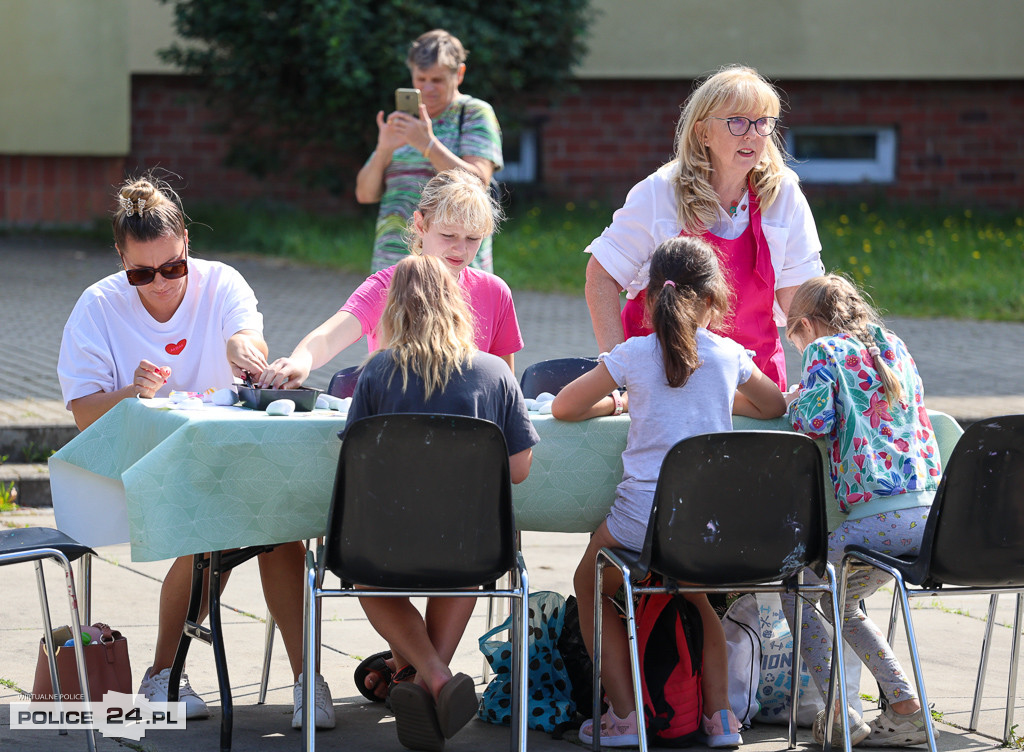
[779,507,931,704]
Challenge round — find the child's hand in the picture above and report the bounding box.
[783,385,801,406]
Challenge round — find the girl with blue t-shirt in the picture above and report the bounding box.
[782,274,942,748]
[553,236,786,747]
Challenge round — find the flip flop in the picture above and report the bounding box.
[435,673,478,739]
[390,681,445,752]
[353,650,393,703]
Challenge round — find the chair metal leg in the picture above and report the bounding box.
[36,553,97,751]
[789,572,804,751]
[510,553,529,752]
[77,552,92,626]
[823,562,851,752]
[1003,593,1023,744]
[257,611,275,704]
[970,594,999,731]
[302,549,318,752]
[843,553,938,752]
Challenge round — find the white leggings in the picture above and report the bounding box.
[779,506,931,704]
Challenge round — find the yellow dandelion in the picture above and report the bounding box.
[859,202,869,213]
[840,214,850,225]
[849,256,858,265]
[972,250,981,259]
[862,239,872,253]
[565,202,576,211]
[863,265,872,275]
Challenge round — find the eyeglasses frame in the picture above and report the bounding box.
[707,115,780,137]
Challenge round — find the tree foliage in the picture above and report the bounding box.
[159,0,592,193]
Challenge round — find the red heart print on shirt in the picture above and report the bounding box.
[165,339,187,356]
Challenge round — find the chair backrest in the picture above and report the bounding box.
[327,366,361,398]
[519,357,599,399]
[323,413,516,589]
[643,431,828,586]
[925,414,1024,587]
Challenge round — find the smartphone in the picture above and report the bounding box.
[395,88,421,118]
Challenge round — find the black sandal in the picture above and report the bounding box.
[385,664,418,711]
[353,650,394,703]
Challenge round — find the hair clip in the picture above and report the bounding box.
[118,195,147,217]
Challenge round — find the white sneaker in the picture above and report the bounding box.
[813,706,872,747]
[860,706,934,747]
[292,673,336,730]
[138,666,210,720]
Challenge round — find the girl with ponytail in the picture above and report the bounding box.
[553,235,785,747]
[782,274,942,747]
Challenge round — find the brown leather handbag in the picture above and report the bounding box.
[31,623,132,701]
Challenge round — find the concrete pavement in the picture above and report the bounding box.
[1,236,1023,750]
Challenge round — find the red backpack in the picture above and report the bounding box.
[636,591,704,745]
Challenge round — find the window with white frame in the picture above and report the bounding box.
[784,126,897,183]
[497,127,538,184]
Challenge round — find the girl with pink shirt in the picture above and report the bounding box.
[258,169,523,388]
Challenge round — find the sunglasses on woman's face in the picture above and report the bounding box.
[122,245,189,286]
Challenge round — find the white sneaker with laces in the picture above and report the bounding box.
[860,706,934,747]
[292,673,336,730]
[813,706,872,747]
[138,666,210,720]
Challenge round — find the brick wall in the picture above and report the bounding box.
[540,79,1024,208]
[2,75,1020,227]
[0,155,126,227]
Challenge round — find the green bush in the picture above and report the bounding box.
[160,0,592,192]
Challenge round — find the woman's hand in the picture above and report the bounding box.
[385,106,435,154]
[227,330,269,381]
[258,355,312,389]
[134,359,170,399]
[373,110,408,154]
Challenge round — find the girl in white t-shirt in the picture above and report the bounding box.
[553,236,786,747]
[57,174,334,730]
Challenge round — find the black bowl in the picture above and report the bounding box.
[236,386,322,412]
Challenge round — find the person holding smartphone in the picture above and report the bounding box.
[355,29,503,274]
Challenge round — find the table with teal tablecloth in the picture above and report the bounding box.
[50,397,963,562]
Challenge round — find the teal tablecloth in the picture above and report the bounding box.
[50,398,963,562]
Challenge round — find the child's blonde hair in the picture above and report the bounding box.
[646,236,732,388]
[377,254,476,400]
[787,275,904,407]
[407,168,501,254]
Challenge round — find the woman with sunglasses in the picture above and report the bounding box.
[585,65,824,396]
[57,174,335,730]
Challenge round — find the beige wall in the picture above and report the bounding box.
[579,0,1024,79]
[0,0,131,154]
[2,0,1022,155]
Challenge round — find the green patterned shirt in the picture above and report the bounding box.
[367,94,503,273]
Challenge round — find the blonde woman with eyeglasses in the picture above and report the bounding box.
[585,65,824,395]
[57,173,335,731]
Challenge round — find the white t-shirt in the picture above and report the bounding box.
[586,162,823,324]
[58,257,263,408]
[603,329,754,499]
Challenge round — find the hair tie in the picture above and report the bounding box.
[868,345,881,357]
[663,280,677,289]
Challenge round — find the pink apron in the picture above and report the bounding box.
[619,190,787,389]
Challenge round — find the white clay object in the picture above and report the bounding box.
[212,388,238,406]
[266,399,296,416]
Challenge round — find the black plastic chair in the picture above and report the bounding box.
[840,414,1024,749]
[519,357,599,399]
[301,413,529,752]
[326,365,361,398]
[593,431,853,752]
[0,528,97,751]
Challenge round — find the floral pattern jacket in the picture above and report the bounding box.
[787,324,942,513]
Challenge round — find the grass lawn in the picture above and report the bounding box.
[53,197,1024,322]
